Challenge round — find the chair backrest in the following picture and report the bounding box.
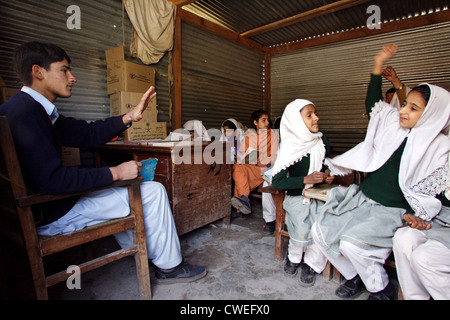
[0,116,29,201]
[0,116,28,218]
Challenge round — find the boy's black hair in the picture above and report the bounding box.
[250,109,269,130]
[386,87,396,95]
[13,41,71,86]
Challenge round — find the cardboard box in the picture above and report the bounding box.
[110,91,157,122]
[105,46,156,95]
[61,147,81,167]
[122,122,167,141]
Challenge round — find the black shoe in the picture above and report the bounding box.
[231,195,251,214]
[263,221,275,234]
[230,206,242,221]
[155,261,207,284]
[299,263,316,287]
[335,275,366,299]
[283,259,300,277]
[368,282,397,300]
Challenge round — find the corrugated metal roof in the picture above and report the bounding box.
[181,0,449,47]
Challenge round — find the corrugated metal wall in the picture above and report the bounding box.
[271,21,450,153]
[181,21,264,130]
[0,0,170,123]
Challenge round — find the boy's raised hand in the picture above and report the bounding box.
[122,86,157,125]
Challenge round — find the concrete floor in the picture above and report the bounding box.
[4,198,388,300]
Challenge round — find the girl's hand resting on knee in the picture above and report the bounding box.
[402,213,431,230]
[109,160,142,181]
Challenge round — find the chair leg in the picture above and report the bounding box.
[16,209,49,299]
[274,193,286,261]
[128,182,151,300]
[29,251,48,299]
[322,262,332,281]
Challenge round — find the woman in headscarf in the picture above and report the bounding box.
[271,99,334,287]
[311,45,450,300]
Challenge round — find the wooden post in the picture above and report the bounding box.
[264,52,271,115]
[170,7,183,131]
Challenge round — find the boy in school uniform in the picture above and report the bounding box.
[0,41,206,284]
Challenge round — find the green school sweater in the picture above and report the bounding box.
[360,74,450,211]
[271,137,331,196]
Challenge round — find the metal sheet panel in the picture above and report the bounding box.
[181,21,264,130]
[183,0,450,47]
[271,21,450,153]
[0,0,170,123]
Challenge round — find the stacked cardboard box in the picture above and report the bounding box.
[105,46,167,140]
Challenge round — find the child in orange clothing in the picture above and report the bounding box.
[231,109,279,215]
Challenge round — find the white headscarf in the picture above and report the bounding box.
[219,118,244,142]
[271,99,326,191]
[326,83,450,220]
[183,120,211,141]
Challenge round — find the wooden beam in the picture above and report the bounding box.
[178,8,268,54]
[241,0,371,38]
[170,7,183,130]
[264,53,271,115]
[270,9,450,54]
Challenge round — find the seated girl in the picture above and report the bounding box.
[311,44,450,300]
[220,118,245,163]
[231,110,278,221]
[271,99,333,286]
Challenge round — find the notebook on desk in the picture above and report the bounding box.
[302,184,342,202]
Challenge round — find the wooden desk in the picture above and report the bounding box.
[94,141,231,235]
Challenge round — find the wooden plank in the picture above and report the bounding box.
[241,0,371,37]
[128,182,151,300]
[264,52,272,114]
[40,217,136,256]
[45,246,138,287]
[16,178,143,207]
[270,9,450,54]
[170,7,183,131]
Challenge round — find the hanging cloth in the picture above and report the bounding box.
[123,0,176,64]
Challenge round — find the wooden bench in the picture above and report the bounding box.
[267,170,403,298]
[269,171,358,281]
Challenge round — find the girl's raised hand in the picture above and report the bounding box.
[373,44,398,75]
[376,44,398,62]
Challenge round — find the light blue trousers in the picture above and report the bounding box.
[37,181,182,269]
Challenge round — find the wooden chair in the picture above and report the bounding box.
[0,116,151,300]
